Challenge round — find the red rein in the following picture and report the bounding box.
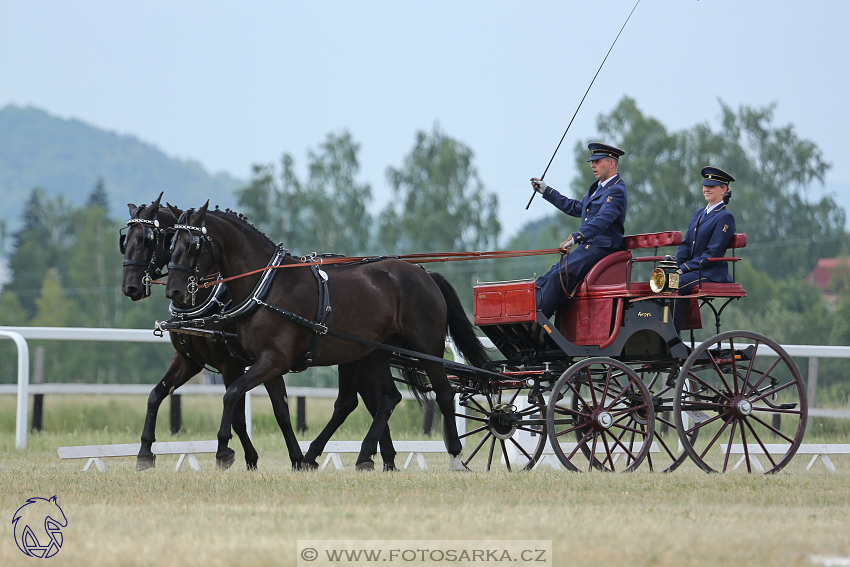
[191,248,562,289]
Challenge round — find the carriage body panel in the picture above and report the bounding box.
[473,280,537,326]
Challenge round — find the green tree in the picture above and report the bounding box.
[31,268,73,327]
[568,97,847,279]
[5,188,74,317]
[378,124,500,254]
[66,183,121,327]
[0,292,28,326]
[236,130,373,255]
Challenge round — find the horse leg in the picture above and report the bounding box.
[220,362,261,470]
[354,351,403,471]
[216,359,278,470]
[137,353,202,471]
[302,361,361,469]
[421,358,466,470]
[356,373,399,471]
[231,393,258,470]
[263,375,305,469]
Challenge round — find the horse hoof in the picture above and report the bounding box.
[246,461,258,471]
[383,463,400,472]
[216,450,236,470]
[355,461,375,471]
[299,460,319,471]
[135,455,155,471]
[449,454,470,472]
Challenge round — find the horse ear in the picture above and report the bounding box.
[150,192,163,210]
[167,203,182,219]
[128,203,138,217]
[194,201,210,225]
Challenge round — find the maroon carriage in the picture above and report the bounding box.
[457,231,807,473]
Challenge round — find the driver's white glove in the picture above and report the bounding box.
[559,236,574,252]
[531,177,548,194]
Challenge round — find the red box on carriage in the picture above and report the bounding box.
[473,280,537,326]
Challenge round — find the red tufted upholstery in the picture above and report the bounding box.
[624,231,682,250]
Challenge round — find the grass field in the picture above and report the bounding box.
[1,395,849,566]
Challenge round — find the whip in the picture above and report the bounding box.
[526,0,642,210]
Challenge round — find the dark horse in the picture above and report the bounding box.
[164,202,489,470]
[120,194,303,470]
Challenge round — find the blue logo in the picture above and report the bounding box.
[12,496,68,559]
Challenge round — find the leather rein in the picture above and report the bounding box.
[192,247,563,290]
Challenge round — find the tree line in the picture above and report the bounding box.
[1,98,849,399]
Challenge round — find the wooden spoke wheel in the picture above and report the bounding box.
[637,367,698,473]
[546,358,655,472]
[673,330,807,474]
[450,385,548,471]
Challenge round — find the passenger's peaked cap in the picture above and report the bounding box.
[701,166,735,187]
[587,142,625,162]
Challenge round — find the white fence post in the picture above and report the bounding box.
[0,330,30,449]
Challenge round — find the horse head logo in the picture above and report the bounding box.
[12,496,68,558]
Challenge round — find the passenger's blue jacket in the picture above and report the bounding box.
[676,203,736,282]
[541,174,627,249]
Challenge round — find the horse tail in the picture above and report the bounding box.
[428,271,491,369]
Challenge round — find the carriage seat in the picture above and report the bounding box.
[557,231,682,345]
[556,232,745,340]
[687,233,747,298]
[571,231,684,300]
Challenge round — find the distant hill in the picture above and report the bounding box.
[0,105,243,234]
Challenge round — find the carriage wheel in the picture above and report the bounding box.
[673,330,807,474]
[636,368,697,473]
[546,358,655,472]
[449,385,547,471]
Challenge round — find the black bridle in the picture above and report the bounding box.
[167,211,214,306]
[119,207,165,297]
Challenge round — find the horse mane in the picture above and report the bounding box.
[208,207,277,249]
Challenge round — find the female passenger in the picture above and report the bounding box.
[674,166,737,331]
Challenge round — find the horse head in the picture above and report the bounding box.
[120,192,176,301]
[164,201,217,306]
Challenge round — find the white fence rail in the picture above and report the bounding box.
[2,326,850,450]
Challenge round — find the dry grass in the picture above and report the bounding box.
[1,396,849,566]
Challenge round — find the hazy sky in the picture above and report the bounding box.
[1,0,847,240]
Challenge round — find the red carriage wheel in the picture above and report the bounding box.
[673,330,807,474]
[546,358,655,472]
[448,385,548,471]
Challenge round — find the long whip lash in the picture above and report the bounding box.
[526,0,642,210]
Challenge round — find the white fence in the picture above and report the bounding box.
[2,326,850,450]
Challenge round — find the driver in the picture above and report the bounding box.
[530,142,628,319]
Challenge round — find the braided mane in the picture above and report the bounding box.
[209,206,276,248]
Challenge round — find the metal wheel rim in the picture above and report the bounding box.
[673,330,807,474]
[452,387,547,471]
[546,357,656,472]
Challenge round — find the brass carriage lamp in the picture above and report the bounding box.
[649,255,680,294]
